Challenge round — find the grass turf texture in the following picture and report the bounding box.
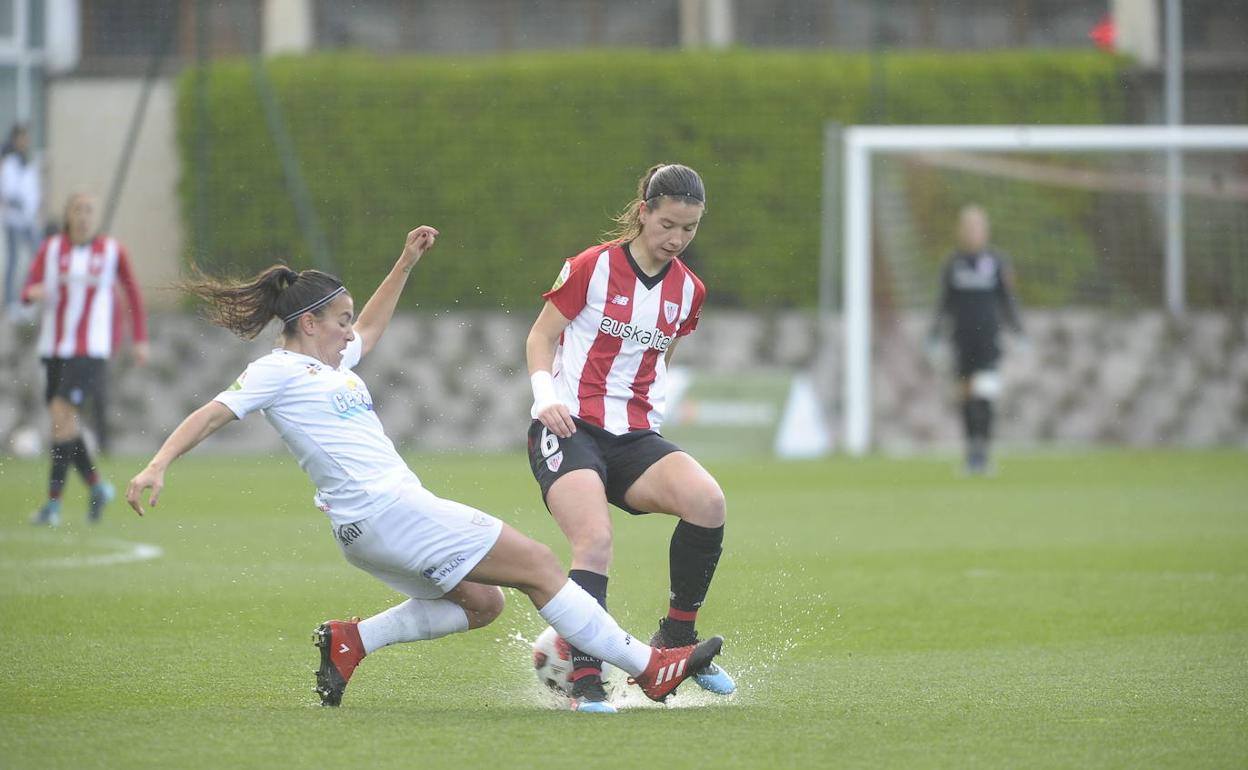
[1,449,1245,768]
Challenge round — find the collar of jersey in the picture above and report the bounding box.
[273,347,338,370]
[621,242,672,291]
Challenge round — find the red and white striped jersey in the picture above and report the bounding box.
[22,234,148,359]
[544,241,705,435]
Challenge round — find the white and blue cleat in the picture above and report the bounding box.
[570,674,617,713]
[30,500,62,527]
[88,480,115,523]
[693,661,736,695]
[572,697,618,714]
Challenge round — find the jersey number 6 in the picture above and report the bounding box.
[538,427,560,459]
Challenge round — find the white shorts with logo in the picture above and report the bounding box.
[333,481,504,600]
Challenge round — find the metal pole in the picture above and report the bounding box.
[818,124,841,318]
[817,123,841,416]
[193,0,212,264]
[842,130,872,456]
[1164,0,1184,316]
[102,9,178,232]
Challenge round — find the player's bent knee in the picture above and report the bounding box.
[475,587,506,628]
[523,540,567,591]
[570,528,613,571]
[681,481,726,527]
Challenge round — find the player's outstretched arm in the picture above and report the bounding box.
[126,401,237,516]
[354,225,439,357]
[526,302,576,438]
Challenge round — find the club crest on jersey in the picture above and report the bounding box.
[545,451,564,473]
[598,317,674,352]
[663,300,679,324]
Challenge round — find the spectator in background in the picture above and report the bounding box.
[928,204,1025,475]
[22,191,148,526]
[2,123,40,319]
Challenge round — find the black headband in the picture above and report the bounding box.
[645,165,704,203]
[282,286,346,324]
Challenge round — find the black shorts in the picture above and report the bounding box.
[527,417,682,516]
[43,357,107,406]
[954,335,1000,379]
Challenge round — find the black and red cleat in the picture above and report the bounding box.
[631,635,724,702]
[312,618,364,707]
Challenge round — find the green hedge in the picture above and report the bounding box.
[177,50,1126,310]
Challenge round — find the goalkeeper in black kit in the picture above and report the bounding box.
[927,205,1025,475]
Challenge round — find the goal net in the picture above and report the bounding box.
[829,126,1248,455]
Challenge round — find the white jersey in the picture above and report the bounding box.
[213,335,417,527]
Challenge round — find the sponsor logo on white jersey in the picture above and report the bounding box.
[610,294,630,306]
[598,316,674,352]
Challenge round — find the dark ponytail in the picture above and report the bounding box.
[182,264,346,340]
[606,163,706,242]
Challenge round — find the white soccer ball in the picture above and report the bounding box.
[9,426,41,458]
[532,626,574,695]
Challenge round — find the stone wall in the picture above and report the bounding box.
[1,310,1245,456]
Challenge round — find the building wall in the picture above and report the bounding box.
[45,76,182,307]
[2,310,1245,457]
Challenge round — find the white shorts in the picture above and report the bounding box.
[333,482,504,600]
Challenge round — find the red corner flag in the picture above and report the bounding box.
[1089,14,1116,50]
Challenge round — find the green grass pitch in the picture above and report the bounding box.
[1,449,1245,768]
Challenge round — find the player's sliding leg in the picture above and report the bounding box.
[546,470,615,711]
[467,523,723,706]
[624,453,737,696]
[313,583,502,707]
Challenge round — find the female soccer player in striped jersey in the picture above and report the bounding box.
[23,192,148,525]
[124,226,721,708]
[525,164,734,712]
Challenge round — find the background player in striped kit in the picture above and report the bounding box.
[124,226,721,708]
[23,191,148,525]
[928,204,1025,475]
[525,164,734,712]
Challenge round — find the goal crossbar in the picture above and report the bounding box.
[840,124,1248,456]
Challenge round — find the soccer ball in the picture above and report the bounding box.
[532,626,574,695]
[9,426,41,458]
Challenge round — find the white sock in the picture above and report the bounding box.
[538,580,652,676]
[357,598,470,654]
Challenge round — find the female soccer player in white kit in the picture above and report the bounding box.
[125,226,721,708]
[526,164,734,712]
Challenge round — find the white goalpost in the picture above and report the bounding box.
[836,124,1248,456]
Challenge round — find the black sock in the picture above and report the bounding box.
[69,437,99,486]
[48,441,77,499]
[961,399,975,442]
[567,569,608,678]
[667,521,724,633]
[977,398,994,442]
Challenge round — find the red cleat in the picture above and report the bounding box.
[312,618,364,707]
[631,635,724,702]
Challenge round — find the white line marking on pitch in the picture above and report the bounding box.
[0,531,164,569]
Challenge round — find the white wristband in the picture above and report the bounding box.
[530,370,560,418]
